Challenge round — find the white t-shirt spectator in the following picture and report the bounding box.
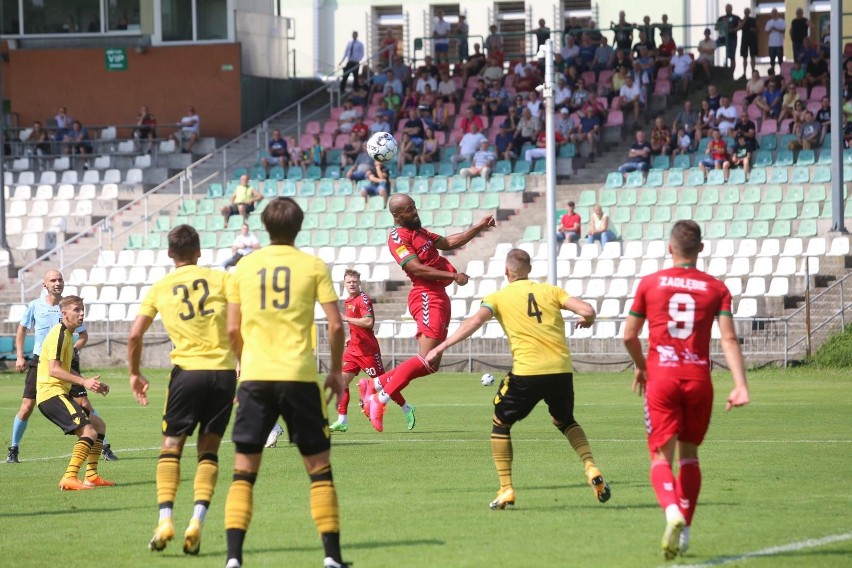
[233,233,260,256]
[671,54,693,76]
[715,105,738,135]
[433,19,451,48]
[181,113,200,135]
[526,99,543,119]
[620,81,643,102]
[415,76,438,94]
[437,78,457,97]
[561,44,580,61]
[458,132,487,156]
[765,18,786,47]
[555,85,572,107]
[471,149,496,168]
[338,107,360,133]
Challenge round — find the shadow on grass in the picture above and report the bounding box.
[0,505,148,518]
[187,538,447,558]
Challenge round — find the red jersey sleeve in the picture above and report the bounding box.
[629,276,649,318]
[388,227,417,267]
[356,293,375,318]
[718,284,733,317]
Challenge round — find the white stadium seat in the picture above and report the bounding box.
[118,285,139,303]
[86,304,107,322]
[578,244,599,259]
[724,278,742,297]
[11,185,32,200]
[644,240,667,259]
[557,242,578,260]
[56,184,76,200]
[828,238,851,257]
[743,277,766,298]
[124,168,144,184]
[773,257,796,276]
[780,238,803,257]
[98,286,119,303]
[735,239,757,258]
[749,257,774,277]
[757,239,780,257]
[34,184,54,199]
[766,277,789,297]
[621,241,643,259]
[570,259,592,279]
[465,260,485,279]
[18,233,38,250]
[728,257,750,277]
[734,298,757,318]
[79,285,98,304]
[614,259,637,278]
[805,238,826,257]
[60,171,78,185]
[78,184,97,200]
[605,278,629,299]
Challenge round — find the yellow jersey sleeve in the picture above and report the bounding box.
[229,245,334,382]
[139,265,235,370]
[36,324,74,404]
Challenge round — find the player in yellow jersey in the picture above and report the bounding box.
[36,295,113,491]
[223,197,348,568]
[127,224,237,555]
[426,248,611,509]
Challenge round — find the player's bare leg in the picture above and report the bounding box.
[330,372,358,432]
[7,398,35,463]
[651,436,688,560]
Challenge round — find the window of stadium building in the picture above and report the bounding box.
[161,0,227,42]
[14,0,140,35]
[106,0,141,32]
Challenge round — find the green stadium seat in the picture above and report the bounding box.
[781,185,804,203]
[327,230,347,247]
[438,162,455,177]
[769,220,792,238]
[619,189,638,206]
[622,223,643,240]
[637,189,658,206]
[812,166,831,183]
[796,149,815,166]
[395,177,411,194]
[716,204,734,221]
[217,231,234,248]
[232,167,248,180]
[293,231,309,247]
[324,165,341,179]
[287,167,304,181]
[741,186,761,204]
[422,194,441,210]
[179,200,197,215]
[693,205,713,222]
[301,213,318,231]
[187,215,206,231]
[644,223,665,240]
[418,163,436,177]
[706,170,725,185]
[775,150,794,166]
[652,155,670,170]
[412,178,430,194]
[645,170,663,187]
[654,188,675,206]
[754,150,773,167]
[337,213,357,229]
[612,206,631,224]
[318,213,337,230]
[453,210,473,226]
[315,179,334,197]
[705,221,727,239]
[533,159,547,173]
[748,167,767,184]
[665,169,684,186]
[400,164,417,177]
[154,216,171,232]
[698,187,719,205]
[820,201,832,218]
[759,134,777,150]
[817,150,832,165]
[207,183,224,198]
[203,214,223,231]
[559,143,576,158]
[443,194,461,209]
[625,171,644,188]
[199,232,216,249]
[599,189,617,207]
[469,177,487,192]
[605,172,623,188]
[633,206,652,223]
[300,180,317,197]
[800,202,820,219]
[846,165,852,180]
[258,181,276,198]
[308,197,326,213]
[349,229,369,246]
[488,175,506,192]
[686,169,705,186]
[481,193,500,209]
[734,204,755,221]
[173,214,189,227]
[671,155,690,170]
[748,221,769,239]
[280,180,297,196]
[791,167,810,184]
[508,174,526,192]
[368,229,388,246]
[719,187,739,205]
[294,196,309,210]
[755,203,776,220]
[248,215,262,231]
[727,221,748,239]
[520,225,542,242]
[845,149,852,163]
[796,219,817,238]
[267,166,285,181]
[250,166,266,181]
[672,205,692,221]
[358,211,376,229]
[431,177,448,193]
[457,193,479,209]
[727,169,746,185]
[442,146,457,161]
[652,206,671,223]
[494,160,512,175]
[769,168,788,184]
[672,187,695,206]
[806,185,826,202]
[310,230,329,247]
[416,210,433,225]
[578,189,597,207]
[126,234,143,249]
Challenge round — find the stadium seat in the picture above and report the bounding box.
[796,219,817,238]
[625,171,643,188]
[665,169,684,186]
[775,150,794,166]
[724,278,743,296]
[719,187,740,205]
[812,166,831,184]
[605,172,623,189]
[769,168,788,184]
[791,167,810,184]
[706,170,725,185]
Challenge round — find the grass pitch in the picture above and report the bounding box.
[1,368,851,568]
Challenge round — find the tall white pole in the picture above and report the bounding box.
[541,38,557,285]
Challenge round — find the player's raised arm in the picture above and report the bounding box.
[436,215,496,250]
[718,315,749,411]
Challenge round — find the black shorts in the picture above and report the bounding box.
[226,203,255,218]
[22,357,38,400]
[493,372,576,426]
[68,352,87,398]
[741,38,757,58]
[162,367,237,437]
[232,380,330,456]
[38,394,90,435]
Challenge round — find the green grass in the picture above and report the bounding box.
[1,368,851,568]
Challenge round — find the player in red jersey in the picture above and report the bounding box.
[623,220,750,560]
[364,194,495,431]
[329,268,416,432]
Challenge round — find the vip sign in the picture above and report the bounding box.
[105,48,128,71]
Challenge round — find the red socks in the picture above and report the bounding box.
[650,459,679,510]
[336,387,350,416]
[378,356,436,396]
[676,458,702,525]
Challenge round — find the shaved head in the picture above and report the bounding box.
[388,194,414,215]
[43,269,64,297]
[43,269,62,285]
[388,194,421,230]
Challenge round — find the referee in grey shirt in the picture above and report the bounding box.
[339,30,365,93]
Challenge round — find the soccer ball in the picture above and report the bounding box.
[365,131,399,163]
[481,373,495,387]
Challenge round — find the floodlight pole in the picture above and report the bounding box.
[829,0,846,233]
[541,38,557,285]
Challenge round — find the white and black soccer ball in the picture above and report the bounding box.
[365,131,399,163]
[481,373,495,387]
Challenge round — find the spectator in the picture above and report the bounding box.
[382,71,404,101]
[288,138,304,170]
[459,106,485,134]
[262,130,290,173]
[431,96,452,131]
[345,83,369,107]
[451,122,487,168]
[606,64,628,104]
[564,65,581,90]
[696,99,716,144]
[455,14,469,62]
[470,79,489,115]
[737,8,758,78]
[63,120,93,157]
[564,16,583,43]
[533,19,551,50]
[788,111,821,151]
[790,100,808,135]
[221,174,262,224]
[172,106,200,153]
[418,55,440,78]
[24,121,51,156]
[655,33,676,70]
[135,105,157,154]
[557,201,582,243]
[339,30,364,93]
[633,51,654,103]
[790,60,807,87]
[571,109,602,159]
[805,51,829,98]
[655,15,673,45]
[592,36,615,78]
[361,160,390,207]
[778,83,802,124]
[725,132,755,182]
[414,68,437,95]
[304,135,326,169]
[611,11,634,55]
[367,64,388,99]
[744,70,765,104]
[672,127,692,156]
[581,91,606,120]
[618,74,644,124]
[672,100,698,149]
[484,24,504,65]
[432,9,451,64]
[503,105,521,132]
[669,46,693,98]
[460,139,495,184]
[790,7,810,66]
[586,205,616,247]
[485,80,510,117]
[696,29,717,80]
[556,107,577,139]
[335,99,360,138]
[569,77,590,112]
[400,86,420,115]
[382,86,401,124]
[755,80,783,119]
[396,132,417,170]
[617,130,652,178]
[715,96,737,136]
[512,108,540,156]
[525,126,566,164]
[346,151,372,180]
[389,54,411,87]
[612,49,633,74]
[650,116,673,156]
[495,121,516,161]
[705,84,721,111]
[480,57,504,84]
[525,90,543,119]
[716,4,741,74]
[378,29,397,68]
[631,32,655,61]
[561,35,580,67]
[54,106,73,141]
[462,44,487,83]
[369,112,392,136]
[799,37,818,64]
[636,16,656,51]
[732,110,757,143]
[765,9,786,72]
[699,128,728,180]
[816,96,831,140]
[401,107,425,148]
[415,128,440,165]
[577,34,597,72]
[351,115,369,142]
[340,132,363,167]
[844,114,852,148]
[223,224,261,270]
[437,71,459,108]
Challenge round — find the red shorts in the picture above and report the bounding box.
[644,375,714,455]
[342,351,385,378]
[408,288,451,340]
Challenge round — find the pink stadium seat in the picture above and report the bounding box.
[504,74,516,88]
[305,121,321,135]
[371,91,384,105]
[845,42,852,58]
[605,110,624,126]
[796,87,807,101]
[806,101,821,114]
[323,120,338,133]
[448,130,463,145]
[597,70,614,85]
[434,130,446,145]
[779,61,793,77]
[732,90,747,106]
[656,67,670,80]
[810,86,826,101]
[581,71,596,85]
[330,106,344,120]
[299,133,314,149]
[747,104,762,121]
[487,129,498,143]
[332,133,347,148]
[610,96,622,109]
[653,80,671,96]
[759,119,778,134]
[452,77,464,89]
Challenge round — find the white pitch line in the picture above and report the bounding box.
[667,532,852,568]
